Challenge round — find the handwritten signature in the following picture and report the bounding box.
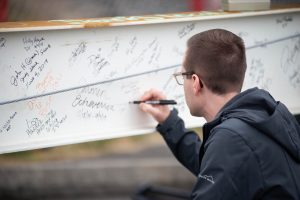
[72,94,114,111]
[276,16,293,28]
[0,112,17,134]
[126,36,137,55]
[23,36,45,51]
[10,58,49,88]
[88,53,110,74]
[248,58,272,90]
[69,41,87,65]
[281,37,300,88]
[10,36,51,89]
[178,23,195,39]
[0,37,6,48]
[26,110,67,136]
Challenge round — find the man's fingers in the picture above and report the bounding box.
[139,103,156,115]
[140,89,166,101]
[140,90,153,101]
[139,103,162,118]
[139,103,170,124]
[139,89,170,124]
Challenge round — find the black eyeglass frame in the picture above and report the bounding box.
[173,71,194,85]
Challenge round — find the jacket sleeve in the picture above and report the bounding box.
[156,109,202,176]
[191,127,262,200]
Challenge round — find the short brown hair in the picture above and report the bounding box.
[184,29,247,94]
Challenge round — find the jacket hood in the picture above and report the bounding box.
[218,88,300,162]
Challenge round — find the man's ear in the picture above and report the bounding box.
[192,74,201,95]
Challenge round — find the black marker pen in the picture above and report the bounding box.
[129,100,177,105]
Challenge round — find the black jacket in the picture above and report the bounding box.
[157,88,300,200]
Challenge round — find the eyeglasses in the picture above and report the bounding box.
[173,71,194,85]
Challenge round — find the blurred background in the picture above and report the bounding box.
[1,0,300,22]
[1,0,300,200]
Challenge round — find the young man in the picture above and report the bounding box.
[139,29,300,199]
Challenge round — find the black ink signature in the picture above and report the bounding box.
[25,50,39,65]
[280,37,300,88]
[126,38,158,72]
[248,58,272,90]
[26,110,67,136]
[178,23,195,39]
[69,41,86,64]
[40,44,51,55]
[77,109,107,120]
[276,16,293,28]
[126,36,137,55]
[0,37,6,48]
[281,38,300,72]
[23,36,45,51]
[88,54,110,74]
[238,32,249,38]
[108,37,119,57]
[10,70,22,86]
[10,37,50,89]
[72,94,114,111]
[254,38,268,48]
[80,87,105,98]
[0,112,17,133]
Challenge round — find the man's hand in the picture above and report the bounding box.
[139,89,171,124]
